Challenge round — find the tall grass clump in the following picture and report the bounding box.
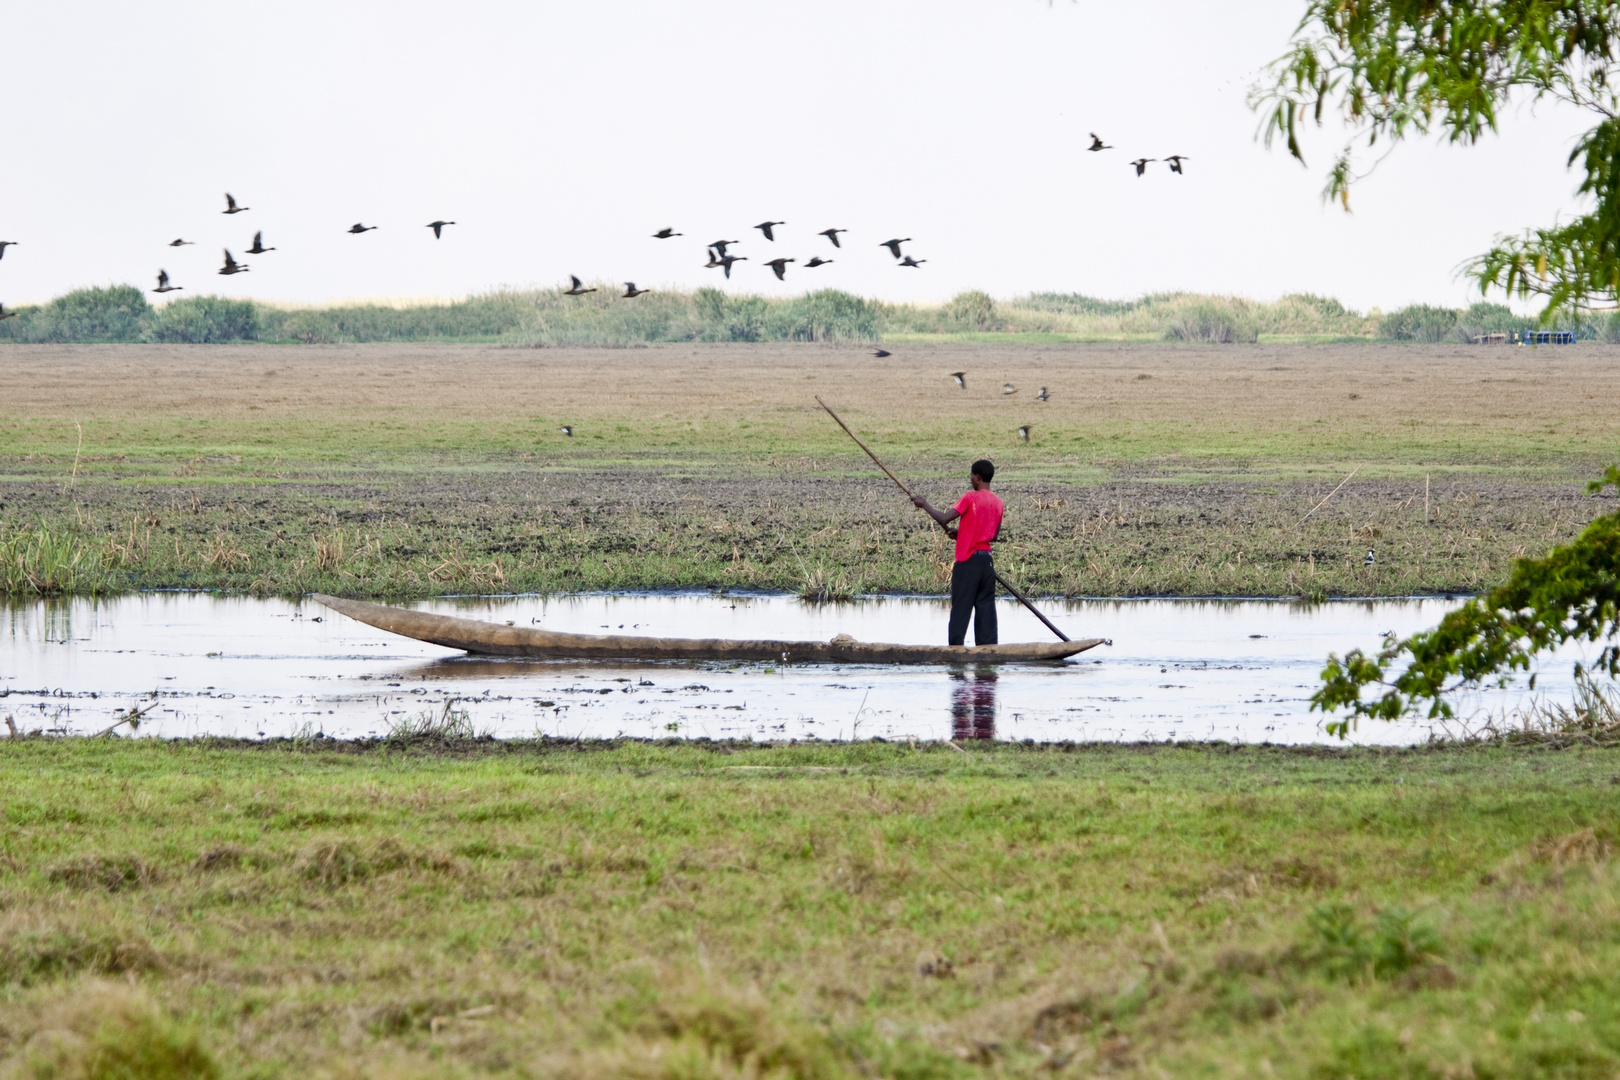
[0,523,106,596]
[1161,296,1261,343]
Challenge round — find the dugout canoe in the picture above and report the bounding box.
[310,594,1106,664]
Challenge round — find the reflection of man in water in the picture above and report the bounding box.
[911,459,1004,646]
[950,668,997,740]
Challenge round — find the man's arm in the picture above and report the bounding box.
[911,495,961,536]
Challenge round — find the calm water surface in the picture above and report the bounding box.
[0,592,1578,744]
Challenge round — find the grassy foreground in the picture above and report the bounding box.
[1,739,1619,1078]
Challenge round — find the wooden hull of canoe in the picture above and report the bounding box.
[310,594,1105,665]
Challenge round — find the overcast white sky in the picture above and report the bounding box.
[0,1,1594,311]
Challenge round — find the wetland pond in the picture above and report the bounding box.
[0,592,1581,745]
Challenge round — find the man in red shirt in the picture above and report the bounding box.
[912,459,1004,646]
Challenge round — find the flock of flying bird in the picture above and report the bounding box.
[3,133,1180,314]
[557,222,929,300]
[1086,132,1191,178]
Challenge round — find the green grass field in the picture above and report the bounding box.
[1,738,1617,1079]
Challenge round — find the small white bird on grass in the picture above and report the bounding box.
[1036,387,1049,402]
[1002,383,1016,395]
[561,425,574,437]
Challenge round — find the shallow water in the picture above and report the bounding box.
[0,592,1579,744]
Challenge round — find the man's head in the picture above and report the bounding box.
[970,459,995,489]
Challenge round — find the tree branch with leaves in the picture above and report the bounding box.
[1254,1,1620,312]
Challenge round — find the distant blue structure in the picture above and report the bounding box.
[1522,330,1576,345]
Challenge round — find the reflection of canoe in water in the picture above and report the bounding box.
[311,594,1107,665]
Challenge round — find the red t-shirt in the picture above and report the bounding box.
[952,489,1004,562]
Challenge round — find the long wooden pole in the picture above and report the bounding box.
[815,396,1070,642]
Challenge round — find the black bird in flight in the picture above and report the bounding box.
[899,255,926,268]
[704,250,724,269]
[0,304,16,320]
[427,220,456,238]
[950,371,966,389]
[0,240,18,260]
[1017,425,1032,442]
[818,228,846,248]
[1164,155,1190,174]
[1036,386,1049,402]
[622,282,650,298]
[880,237,911,259]
[247,231,275,254]
[764,257,794,280]
[754,221,785,241]
[872,348,891,358]
[167,238,193,247]
[652,227,682,239]
[804,256,833,268]
[563,275,596,295]
[1087,133,1112,151]
[560,425,573,437]
[718,254,747,279]
[1130,158,1155,176]
[223,193,249,214]
[347,223,378,234]
[218,249,249,275]
[709,239,740,256]
[152,269,182,293]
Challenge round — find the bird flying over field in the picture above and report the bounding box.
[152,269,182,293]
[167,238,193,247]
[1036,386,1049,402]
[1017,425,1032,442]
[1087,133,1112,151]
[951,371,966,389]
[704,250,723,269]
[652,227,682,239]
[347,223,378,234]
[247,231,275,254]
[622,282,650,298]
[754,221,784,241]
[427,220,456,238]
[1164,155,1190,174]
[0,304,16,320]
[1130,158,1155,176]
[223,193,249,214]
[709,239,739,256]
[880,238,911,259]
[872,348,891,358]
[1002,383,1016,395]
[561,425,573,437]
[819,228,846,248]
[563,275,596,295]
[804,256,832,268]
[764,257,795,280]
[0,241,18,260]
[719,254,746,279]
[899,255,926,268]
[218,249,248,275]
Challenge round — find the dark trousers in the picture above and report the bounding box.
[949,551,999,646]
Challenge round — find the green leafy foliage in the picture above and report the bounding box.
[1314,466,1620,730]
[145,296,258,343]
[1255,0,1620,313]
